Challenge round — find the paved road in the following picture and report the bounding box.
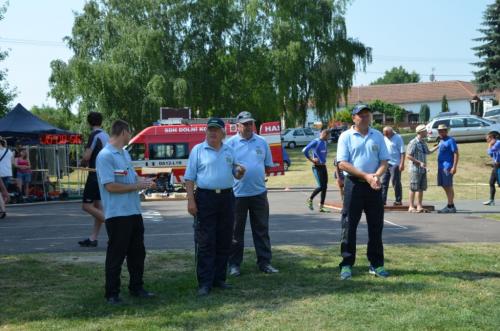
[1,191,500,254]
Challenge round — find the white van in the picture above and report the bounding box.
[483,105,500,123]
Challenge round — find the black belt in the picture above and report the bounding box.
[346,175,366,183]
[196,187,233,194]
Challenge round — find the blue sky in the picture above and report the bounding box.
[0,0,494,110]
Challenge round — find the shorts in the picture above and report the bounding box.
[410,171,427,192]
[437,168,453,187]
[83,172,101,203]
[16,172,31,185]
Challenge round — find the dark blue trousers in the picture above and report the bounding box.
[194,189,235,288]
[340,177,385,268]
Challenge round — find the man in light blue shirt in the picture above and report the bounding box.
[381,126,405,206]
[185,117,245,296]
[96,120,156,305]
[336,105,390,280]
[226,111,279,277]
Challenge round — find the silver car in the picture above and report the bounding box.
[281,127,317,148]
[426,114,500,142]
[483,105,500,123]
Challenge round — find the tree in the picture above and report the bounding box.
[0,2,16,116]
[31,105,76,131]
[369,100,406,124]
[49,0,371,130]
[371,66,420,85]
[419,104,430,123]
[472,0,500,92]
[441,95,449,112]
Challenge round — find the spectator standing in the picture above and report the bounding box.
[96,119,156,304]
[483,131,500,206]
[336,104,390,280]
[15,148,31,199]
[381,126,405,206]
[184,117,245,296]
[436,124,459,213]
[0,137,14,188]
[227,111,278,277]
[78,112,109,247]
[406,125,437,212]
[303,129,331,212]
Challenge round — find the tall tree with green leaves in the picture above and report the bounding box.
[441,95,449,113]
[31,105,76,131]
[472,0,500,93]
[49,0,371,130]
[0,2,16,116]
[371,66,420,85]
[269,0,371,126]
[419,104,430,122]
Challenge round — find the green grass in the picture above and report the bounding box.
[268,141,494,201]
[1,244,499,330]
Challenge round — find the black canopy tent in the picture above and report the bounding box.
[0,104,82,199]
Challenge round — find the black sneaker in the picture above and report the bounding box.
[78,238,98,247]
[106,296,123,305]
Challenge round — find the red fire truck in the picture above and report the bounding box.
[126,119,284,184]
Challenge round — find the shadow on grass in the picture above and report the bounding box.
[0,246,500,329]
[1,246,485,329]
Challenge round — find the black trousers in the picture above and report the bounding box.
[340,177,384,268]
[229,192,272,268]
[104,214,145,298]
[310,164,328,205]
[489,164,499,200]
[194,189,234,288]
[381,164,402,204]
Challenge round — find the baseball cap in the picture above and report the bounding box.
[415,124,427,133]
[236,111,255,123]
[206,117,225,129]
[352,104,371,115]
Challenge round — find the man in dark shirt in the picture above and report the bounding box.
[78,112,110,247]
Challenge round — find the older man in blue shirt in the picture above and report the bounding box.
[381,126,405,206]
[336,105,390,280]
[185,117,245,296]
[226,111,279,277]
[96,119,156,305]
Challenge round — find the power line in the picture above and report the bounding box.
[0,37,66,47]
[363,71,474,77]
[373,54,475,63]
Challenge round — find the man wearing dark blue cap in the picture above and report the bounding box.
[184,117,246,296]
[226,111,279,277]
[336,105,390,280]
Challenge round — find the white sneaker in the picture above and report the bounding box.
[483,200,495,206]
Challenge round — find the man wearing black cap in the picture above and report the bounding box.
[226,111,279,277]
[184,117,246,296]
[336,105,390,280]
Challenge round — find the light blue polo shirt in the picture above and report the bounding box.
[96,144,141,220]
[184,141,236,190]
[384,133,405,166]
[337,127,390,175]
[226,133,274,197]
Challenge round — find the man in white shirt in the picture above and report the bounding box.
[0,137,14,188]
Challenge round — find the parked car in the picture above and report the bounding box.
[483,105,500,123]
[425,114,500,142]
[281,127,316,148]
[329,125,348,143]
